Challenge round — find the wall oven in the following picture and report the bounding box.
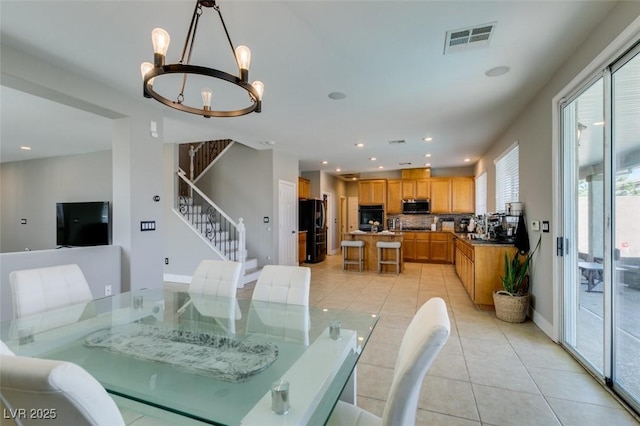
[358,205,384,231]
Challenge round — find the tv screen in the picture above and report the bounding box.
[56,201,110,247]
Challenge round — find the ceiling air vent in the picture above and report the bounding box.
[388,139,406,145]
[340,173,361,181]
[398,162,412,166]
[444,22,497,54]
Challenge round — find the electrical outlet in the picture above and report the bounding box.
[104,285,112,296]
[531,220,540,231]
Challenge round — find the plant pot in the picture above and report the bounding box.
[493,291,529,323]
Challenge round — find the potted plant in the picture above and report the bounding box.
[494,236,541,323]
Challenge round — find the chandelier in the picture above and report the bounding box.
[141,0,264,118]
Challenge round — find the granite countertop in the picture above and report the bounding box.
[454,233,515,246]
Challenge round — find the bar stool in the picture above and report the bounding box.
[341,240,365,271]
[377,241,402,274]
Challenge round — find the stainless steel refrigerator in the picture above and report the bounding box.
[299,199,327,263]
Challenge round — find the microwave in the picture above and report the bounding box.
[402,199,430,214]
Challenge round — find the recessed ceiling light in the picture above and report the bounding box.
[355,143,364,148]
[328,92,346,100]
[425,163,431,166]
[370,157,376,161]
[322,160,328,165]
[485,66,510,77]
[464,158,471,162]
[20,146,32,150]
[260,141,275,145]
[378,166,384,169]
[336,168,341,172]
[423,137,433,142]
[424,153,431,158]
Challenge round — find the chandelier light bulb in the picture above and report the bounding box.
[252,81,264,101]
[235,45,251,81]
[151,28,170,66]
[202,88,212,110]
[140,62,154,83]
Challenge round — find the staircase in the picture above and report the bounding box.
[173,140,260,287]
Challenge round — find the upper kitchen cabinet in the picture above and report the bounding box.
[387,179,402,214]
[451,177,475,213]
[401,179,430,200]
[359,179,387,205]
[298,177,311,199]
[430,178,451,213]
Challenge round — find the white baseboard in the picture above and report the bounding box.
[531,308,558,342]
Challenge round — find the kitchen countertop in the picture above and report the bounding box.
[454,233,515,246]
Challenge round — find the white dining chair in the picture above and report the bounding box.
[188,259,242,297]
[9,264,93,319]
[327,297,451,426]
[178,260,243,334]
[252,265,311,306]
[0,353,126,426]
[247,265,311,345]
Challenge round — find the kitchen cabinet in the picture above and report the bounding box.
[359,179,387,205]
[451,177,475,213]
[386,179,402,214]
[430,232,450,262]
[415,233,430,261]
[298,231,307,265]
[454,238,517,308]
[401,168,431,179]
[400,179,430,200]
[430,178,451,213]
[403,232,452,263]
[298,177,310,199]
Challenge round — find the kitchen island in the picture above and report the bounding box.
[342,231,404,272]
[454,234,517,309]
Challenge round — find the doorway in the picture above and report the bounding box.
[278,180,297,266]
[560,43,640,412]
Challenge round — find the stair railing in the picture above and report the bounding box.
[176,169,246,263]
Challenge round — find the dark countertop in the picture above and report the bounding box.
[454,233,515,246]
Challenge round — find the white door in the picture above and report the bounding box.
[278,180,297,265]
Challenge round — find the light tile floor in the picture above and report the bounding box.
[238,255,640,425]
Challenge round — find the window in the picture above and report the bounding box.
[475,172,487,215]
[495,142,519,212]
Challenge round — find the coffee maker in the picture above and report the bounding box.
[459,218,470,233]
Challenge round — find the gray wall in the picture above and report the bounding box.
[475,2,640,334]
[0,151,112,253]
[0,245,121,321]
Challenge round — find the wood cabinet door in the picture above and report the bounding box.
[402,180,416,199]
[429,233,448,262]
[416,179,430,199]
[451,177,475,213]
[403,232,416,260]
[298,178,310,199]
[387,180,402,214]
[370,180,387,204]
[415,233,430,261]
[358,181,372,204]
[430,178,451,213]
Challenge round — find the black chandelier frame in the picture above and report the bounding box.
[143,0,262,118]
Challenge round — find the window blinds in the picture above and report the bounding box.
[495,142,519,212]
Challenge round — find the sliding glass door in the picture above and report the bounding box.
[561,43,640,413]
[611,46,640,409]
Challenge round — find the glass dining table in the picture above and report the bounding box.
[0,288,378,425]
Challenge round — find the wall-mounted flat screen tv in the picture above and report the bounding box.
[56,201,110,247]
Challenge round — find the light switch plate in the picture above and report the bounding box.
[531,220,540,231]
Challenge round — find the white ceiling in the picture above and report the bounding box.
[0,1,618,174]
